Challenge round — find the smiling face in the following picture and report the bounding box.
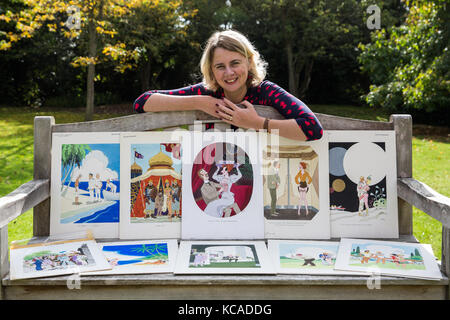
[211,47,249,101]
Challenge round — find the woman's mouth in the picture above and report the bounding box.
[224,78,238,84]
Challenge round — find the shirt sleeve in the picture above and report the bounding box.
[132,83,212,113]
[254,81,323,141]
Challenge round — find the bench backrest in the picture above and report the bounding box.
[32,108,413,237]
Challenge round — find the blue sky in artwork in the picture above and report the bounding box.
[89,143,120,174]
[131,143,181,173]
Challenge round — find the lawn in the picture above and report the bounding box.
[0,105,448,259]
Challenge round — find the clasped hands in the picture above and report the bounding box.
[202,97,263,130]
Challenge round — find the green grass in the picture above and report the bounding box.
[1,104,448,259]
[312,105,449,259]
[0,107,126,246]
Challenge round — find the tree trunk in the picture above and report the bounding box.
[140,60,151,92]
[85,15,97,121]
[299,59,314,97]
[285,41,299,97]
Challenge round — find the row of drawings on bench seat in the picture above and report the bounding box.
[49,129,398,240]
[9,237,442,280]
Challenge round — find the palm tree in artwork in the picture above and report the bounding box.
[61,144,91,193]
[132,244,168,261]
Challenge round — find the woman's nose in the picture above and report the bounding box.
[224,65,234,74]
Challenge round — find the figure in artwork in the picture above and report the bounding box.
[295,161,313,216]
[204,161,243,218]
[189,245,260,268]
[129,143,182,223]
[279,243,339,270]
[349,243,425,270]
[60,143,120,224]
[357,176,371,216]
[263,145,320,221]
[266,160,281,217]
[192,142,253,219]
[329,142,388,223]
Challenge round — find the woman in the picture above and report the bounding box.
[133,30,323,141]
[204,162,242,218]
[163,180,173,221]
[357,176,371,216]
[294,161,312,216]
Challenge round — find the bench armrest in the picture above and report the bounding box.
[0,179,49,229]
[398,178,450,228]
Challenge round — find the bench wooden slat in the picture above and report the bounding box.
[398,178,450,228]
[51,108,394,133]
[2,273,447,300]
[0,179,49,229]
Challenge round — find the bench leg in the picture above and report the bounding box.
[0,225,8,300]
[442,226,450,300]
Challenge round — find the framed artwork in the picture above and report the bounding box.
[174,241,275,274]
[334,238,442,280]
[181,131,264,239]
[327,131,398,238]
[262,134,330,239]
[50,132,121,238]
[9,238,111,280]
[268,240,362,275]
[83,239,178,275]
[119,132,185,239]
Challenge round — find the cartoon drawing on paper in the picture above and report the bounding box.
[129,143,182,223]
[279,243,338,269]
[263,145,319,220]
[22,243,96,273]
[102,243,169,267]
[60,143,120,224]
[189,244,260,268]
[329,142,388,222]
[349,243,425,271]
[192,142,253,218]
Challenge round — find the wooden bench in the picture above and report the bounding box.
[1,108,449,300]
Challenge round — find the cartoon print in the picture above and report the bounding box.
[295,162,313,216]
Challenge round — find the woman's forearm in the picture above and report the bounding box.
[268,118,307,141]
[143,93,205,112]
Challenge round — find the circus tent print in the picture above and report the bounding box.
[129,143,182,222]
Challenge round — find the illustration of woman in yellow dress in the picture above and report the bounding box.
[295,162,312,216]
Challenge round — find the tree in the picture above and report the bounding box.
[358,0,449,119]
[0,0,134,120]
[103,0,197,92]
[61,144,91,193]
[231,0,365,97]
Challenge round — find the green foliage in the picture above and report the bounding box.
[358,1,449,116]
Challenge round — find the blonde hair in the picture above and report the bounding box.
[200,30,267,92]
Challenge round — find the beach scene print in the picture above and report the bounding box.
[189,244,260,268]
[329,142,388,223]
[263,144,320,221]
[22,243,96,273]
[349,242,426,271]
[191,142,253,219]
[130,143,182,223]
[102,242,169,268]
[60,143,120,224]
[279,242,337,269]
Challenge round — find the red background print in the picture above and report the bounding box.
[191,142,253,217]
